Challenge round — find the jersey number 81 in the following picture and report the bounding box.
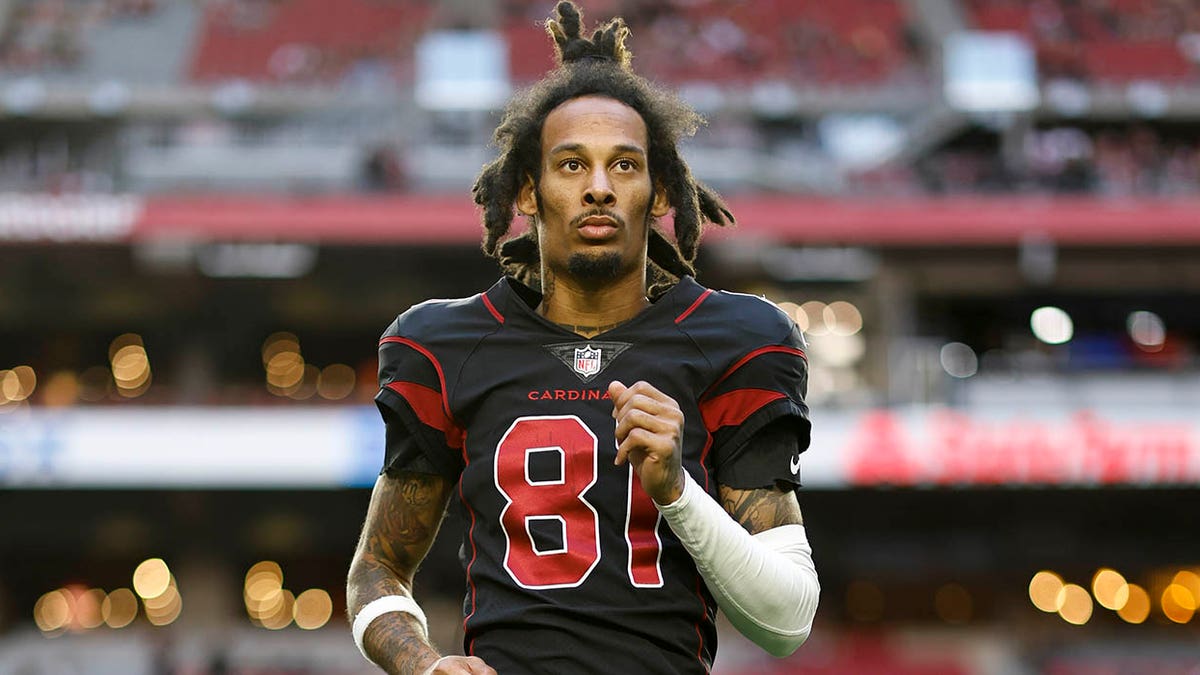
[494,415,664,590]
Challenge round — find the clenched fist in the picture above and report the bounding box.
[609,380,686,505]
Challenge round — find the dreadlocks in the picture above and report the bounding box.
[471,0,733,295]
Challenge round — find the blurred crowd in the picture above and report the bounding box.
[505,0,925,86]
[0,0,158,74]
[1,0,1200,197]
[968,0,1200,83]
[864,123,1200,196]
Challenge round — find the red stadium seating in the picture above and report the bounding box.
[188,0,431,83]
[967,0,1200,84]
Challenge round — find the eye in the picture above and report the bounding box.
[562,159,583,172]
[614,159,636,172]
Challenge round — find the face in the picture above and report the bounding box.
[517,95,669,287]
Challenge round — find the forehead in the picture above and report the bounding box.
[541,95,649,155]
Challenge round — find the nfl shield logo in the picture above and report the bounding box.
[573,345,602,378]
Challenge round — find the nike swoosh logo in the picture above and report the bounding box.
[789,454,801,475]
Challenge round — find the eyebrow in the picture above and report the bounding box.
[548,142,647,157]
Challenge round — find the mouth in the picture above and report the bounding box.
[576,215,620,241]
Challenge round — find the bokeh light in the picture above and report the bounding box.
[1029,571,1065,613]
[293,588,333,629]
[133,558,172,600]
[0,365,36,403]
[261,589,295,630]
[1092,568,1130,611]
[76,588,106,629]
[317,364,356,400]
[934,583,973,624]
[1031,306,1074,345]
[245,560,288,625]
[101,588,139,628]
[825,301,864,336]
[109,334,152,398]
[33,589,73,633]
[264,333,308,396]
[287,364,321,400]
[777,301,800,326]
[40,370,80,406]
[939,342,978,378]
[1126,310,1165,351]
[1057,584,1093,625]
[1160,583,1196,624]
[144,581,182,626]
[1118,584,1151,624]
[799,301,828,335]
[1172,570,1200,599]
[262,332,301,365]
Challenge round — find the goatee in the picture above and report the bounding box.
[567,251,625,283]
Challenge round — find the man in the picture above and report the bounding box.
[346,3,819,673]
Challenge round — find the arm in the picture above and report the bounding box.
[347,471,495,675]
[610,380,820,657]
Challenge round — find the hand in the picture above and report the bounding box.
[609,380,686,505]
[420,655,497,674]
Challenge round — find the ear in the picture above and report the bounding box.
[650,182,670,218]
[517,174,538,216]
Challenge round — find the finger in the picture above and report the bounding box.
[608,380,628,418]
[613,392,674,424]
[611,379,656,414]
[613,421,659,467]
[465,657,498,675]
[617,431,656,467]
[614,407,675,442]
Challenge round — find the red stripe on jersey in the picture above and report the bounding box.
[480,292,505,324]
[674,289,713,324]
[699,388,787,432]
[704,345,806,396]
[385,382,465,448]
[379,336,455,420]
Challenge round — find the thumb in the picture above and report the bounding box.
[608,380,626,418]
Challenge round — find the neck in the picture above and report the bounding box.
[537,266,649,337]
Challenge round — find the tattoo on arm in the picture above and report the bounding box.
[718,484,804,535]
[347,471,454,674]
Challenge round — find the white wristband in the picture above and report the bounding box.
[352,595,429,661]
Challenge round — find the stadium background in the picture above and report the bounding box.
[1,0,1198,672]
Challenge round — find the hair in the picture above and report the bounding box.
[471,1,733,295]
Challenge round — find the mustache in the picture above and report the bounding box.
[569,209,626,229]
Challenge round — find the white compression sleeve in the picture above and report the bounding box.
[656,471,820,657]
[352,595,429,662]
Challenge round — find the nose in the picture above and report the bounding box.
[583,170,616,207]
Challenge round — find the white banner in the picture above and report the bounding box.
[1,405,1198,488]
[0,407,382,488]
[0,194,143,242]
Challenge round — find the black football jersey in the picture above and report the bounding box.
[374,276,811,675]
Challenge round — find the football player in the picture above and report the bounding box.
[347,3,820,673]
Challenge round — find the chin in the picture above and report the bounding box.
[566,250,626,282]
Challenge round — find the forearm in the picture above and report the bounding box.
[347,555,440,674]
[657,473,820,657]
[360,611,440,675]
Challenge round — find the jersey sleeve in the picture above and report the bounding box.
[701,322,811,490]
[374,324,466,481]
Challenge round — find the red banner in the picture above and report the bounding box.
[4,194,1200,245]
